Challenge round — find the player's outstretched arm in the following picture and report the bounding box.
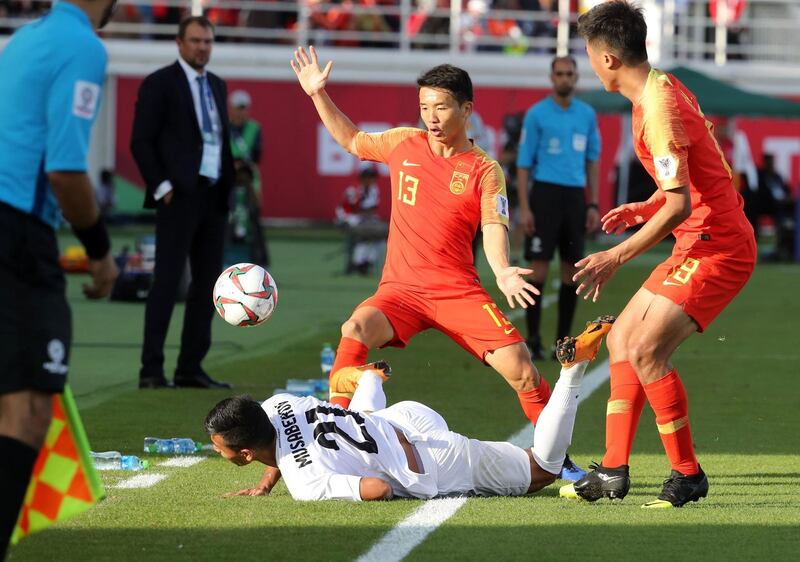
[483,223,539,308]
[290,46,360,155]
[224,466,282,497]
[359,477,394,501]
[574,186,690,302]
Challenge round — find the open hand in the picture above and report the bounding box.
[496,266,539,309]
[290,46,333,97]
[572,250,620,302]
[223,486,272,497]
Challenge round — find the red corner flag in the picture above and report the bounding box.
[11,386,105,544]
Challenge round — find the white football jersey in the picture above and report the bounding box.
[262,394,439,501]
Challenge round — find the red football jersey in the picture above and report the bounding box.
[632,69,754,248]
[355,127,509,292]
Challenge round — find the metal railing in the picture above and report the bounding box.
[0,0,798,65]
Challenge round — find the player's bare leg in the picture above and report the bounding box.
[567,289,708,507]
[329,306,394,407]
[485,343,552,427]
[527,316,614,493]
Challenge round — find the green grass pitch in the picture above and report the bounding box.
[9,227,800,562]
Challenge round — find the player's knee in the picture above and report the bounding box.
[605,324,626,357]
[627,337,662,375]
[511,362,539,392]
[340,318,365,340]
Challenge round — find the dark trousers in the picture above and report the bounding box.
[140,186,226,379]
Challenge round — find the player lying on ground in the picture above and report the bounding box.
[205,316,613,501]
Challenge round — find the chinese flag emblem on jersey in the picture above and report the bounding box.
[11,386,105,545]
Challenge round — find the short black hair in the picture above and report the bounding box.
[204,395,275,451]
[178,15,215,40]
[416,64,473,105]
[550,55,577,72]
[577,0,648,66]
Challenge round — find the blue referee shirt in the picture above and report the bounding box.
[516,96,601,189]
[0,2,107,228]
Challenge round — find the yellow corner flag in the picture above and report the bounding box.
[11,386,105,545]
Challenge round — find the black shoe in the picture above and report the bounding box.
[642,467,708,508]
[570,462,631,501]
[174,371,232,389]
[139,376,175,389]
[526,339,545,361]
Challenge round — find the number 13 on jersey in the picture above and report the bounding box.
[398,171,419,206]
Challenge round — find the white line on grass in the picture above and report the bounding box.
[112,473,168,489]
[160,456,206,468]
[357,359,610,562]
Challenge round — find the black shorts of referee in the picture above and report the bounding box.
[523,180,587,264]
[0,202,71,395]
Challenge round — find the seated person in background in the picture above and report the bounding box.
[205,316,614,501]
[335,164,384,275]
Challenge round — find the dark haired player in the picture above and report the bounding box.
[289,47,586,478]
[560,0,756,508]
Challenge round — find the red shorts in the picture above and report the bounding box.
[642,238,756,332]
[357,283,524,362]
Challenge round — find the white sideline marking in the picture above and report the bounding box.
[160,456,206,468]
[112,473,168,489]
[358,360,611,562]
[356,498,468,562]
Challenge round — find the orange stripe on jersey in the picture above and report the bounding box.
[354,127,423,163]
[479,158,509,228]
[636,69,690,191]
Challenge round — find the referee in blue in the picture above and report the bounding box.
[516,55,601,367]
[0,1,118,556]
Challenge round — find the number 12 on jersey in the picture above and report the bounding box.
[398,171,419,206]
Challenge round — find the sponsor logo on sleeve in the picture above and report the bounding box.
[496,194,509,218]
[654,154,678,180]
[73,81,101,120]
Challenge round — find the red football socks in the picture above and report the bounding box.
[643,369,700,476]
[602,361,646,468]
[517,376,552,426]
[328,337,369,408]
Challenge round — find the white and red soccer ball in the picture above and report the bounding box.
[213,263,278,327]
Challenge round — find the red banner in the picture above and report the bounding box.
[115,78,799,219]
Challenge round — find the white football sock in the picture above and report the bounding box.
[349,371,386,412]
[531,361,588,474]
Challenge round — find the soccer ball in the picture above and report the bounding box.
[213,263,278,327]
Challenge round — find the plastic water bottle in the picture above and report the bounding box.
[91,451,149,471]
[143,437,201,454]
[320,343,336,376]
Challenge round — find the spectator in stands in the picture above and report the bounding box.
[335,164,385,275]
[96,168,116,221]
[757,153,794,261]
[228,89,269,267]
[409,0,450,50]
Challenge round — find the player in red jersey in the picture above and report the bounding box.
[290,47,589,478]
[558,1,756,508]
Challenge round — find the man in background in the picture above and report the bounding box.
[0,1,119,556]
[131,16,235,389]
[516,55,601,361]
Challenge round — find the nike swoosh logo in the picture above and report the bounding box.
[596,474,626,483]
[402,159,421,167]
[504,327,516,335]
[662,279,683,287]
